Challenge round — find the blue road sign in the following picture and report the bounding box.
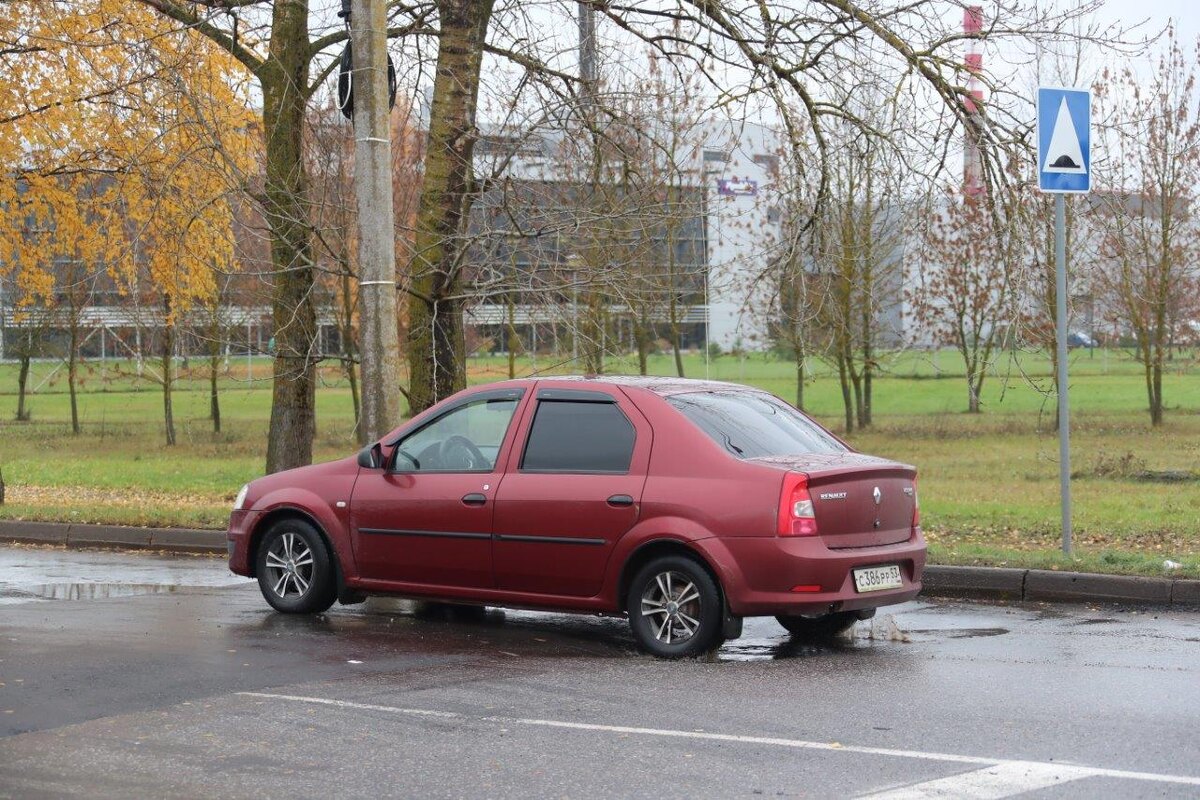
[1037,87,1091,193]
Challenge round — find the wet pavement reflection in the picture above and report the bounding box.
[0,545,1191,669]
[0,545,251,604]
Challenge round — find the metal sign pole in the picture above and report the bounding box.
[1038,85,1088,557]
[1054,193,1072,556]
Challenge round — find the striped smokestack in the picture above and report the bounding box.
[963,5,985,197]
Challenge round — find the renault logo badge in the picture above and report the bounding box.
[873,486,882,505]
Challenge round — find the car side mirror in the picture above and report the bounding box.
[357,442,383,469]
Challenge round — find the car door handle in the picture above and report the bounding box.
[461,493,487,506]
[606,494,634,507]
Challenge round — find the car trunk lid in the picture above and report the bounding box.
[750,453,917,548]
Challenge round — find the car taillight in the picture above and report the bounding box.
[777,473,818,537]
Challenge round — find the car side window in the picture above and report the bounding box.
[520,399,636,473]
[392,397,520,473]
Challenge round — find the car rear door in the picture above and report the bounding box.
[349,388,526,588]
[491,387,650,597]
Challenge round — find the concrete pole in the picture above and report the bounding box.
[351,0,403,442]
[578,2,596,87]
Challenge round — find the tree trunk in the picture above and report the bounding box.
[863,364,872,427]
[837,355,854,434]
[262,0,318,473]
[16,352,30,421]
[634,313,649,376]
[1150,353,1163,426]
[507,290,517,379]
[666,225,685,378]
[209,318,221,435]
[968,369,983,414]
[669,291,685,378]
[406,0,495,414]
[861,299,873,427]
[579,293,605,375]
[338,269,361,443]
[68,318,80,435]
[162,315,176,447]
[794,346,805,410]
[851,369,864,429]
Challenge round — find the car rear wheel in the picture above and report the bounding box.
[775,611,860,639]
[256,519,337,614]
[627,555,723,658]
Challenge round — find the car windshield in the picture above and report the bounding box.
[666,391,847,458]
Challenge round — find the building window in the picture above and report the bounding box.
[752,153,779,175]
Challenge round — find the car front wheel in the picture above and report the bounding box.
[775,611,860,639]
[256,519,337,614]
[627,555,723,658]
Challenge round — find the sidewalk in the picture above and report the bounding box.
[2,519,1197,607]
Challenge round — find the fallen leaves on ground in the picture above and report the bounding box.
[7,484,222,510]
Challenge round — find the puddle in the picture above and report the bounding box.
[718,615,910,661]
[12,582,188,601]
[716,614,1012,660]
[0,547,253,604]
[719,637,853,661]
[904,627,1009,639]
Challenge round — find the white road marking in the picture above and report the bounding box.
[238,691,1200,791]
[859,761,1097,799]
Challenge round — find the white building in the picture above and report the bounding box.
[466,117,784,353]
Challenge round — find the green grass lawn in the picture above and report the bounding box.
[1,349,1197,578]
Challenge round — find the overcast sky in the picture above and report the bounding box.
[1101,0,1199,43]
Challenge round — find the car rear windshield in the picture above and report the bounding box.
[666,391,847,458]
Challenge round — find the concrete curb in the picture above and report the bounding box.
[923,564,1199,608]
[1,521,1197,607]
[919,565,1025,601]
[0,520,225,555]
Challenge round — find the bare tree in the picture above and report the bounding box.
[912,189,1015,414]
[1091,30,1200,426]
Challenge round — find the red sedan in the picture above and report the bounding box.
[228,377,925,658]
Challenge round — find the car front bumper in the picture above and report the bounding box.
[699,530,926,617]
[226,509,261,577]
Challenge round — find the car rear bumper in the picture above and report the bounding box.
[227,509,261,577]
[699,529,926,617]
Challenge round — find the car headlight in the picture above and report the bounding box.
[233,484,250,510]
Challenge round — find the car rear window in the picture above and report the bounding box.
[666,391,846,458]
[521,400,636,472]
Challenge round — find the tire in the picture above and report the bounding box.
[775,611,860,639]
[255,519,337,614]
[626,555,724,658]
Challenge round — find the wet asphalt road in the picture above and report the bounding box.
[0,546,1198,799]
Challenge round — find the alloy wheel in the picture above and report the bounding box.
[639,570,703,645]
[264,531,314,599]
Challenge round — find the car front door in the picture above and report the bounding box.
[349,389,526,588]
[491,387,650,597]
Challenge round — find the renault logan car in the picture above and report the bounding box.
[228,376,925,658]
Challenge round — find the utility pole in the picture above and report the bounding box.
[577,1,601,373]
[578,2,596,90]
[348,0,403,443]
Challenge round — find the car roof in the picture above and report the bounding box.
[486,374,762,398]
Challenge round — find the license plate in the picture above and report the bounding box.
[853,565,903,593]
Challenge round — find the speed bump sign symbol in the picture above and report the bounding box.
[1037,87,1091,193]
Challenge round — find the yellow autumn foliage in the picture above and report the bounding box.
[0,1,255,317]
